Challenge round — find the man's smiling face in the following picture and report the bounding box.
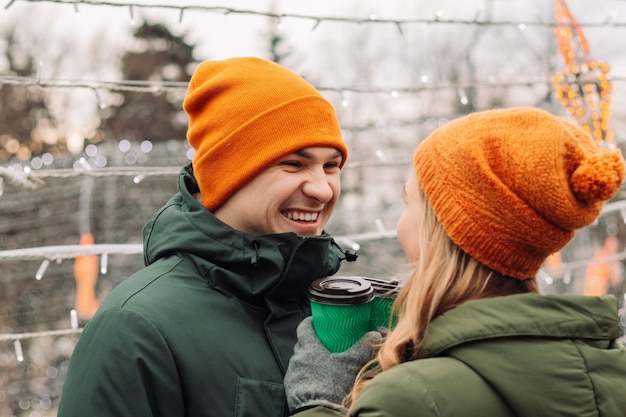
[212,146,343,236]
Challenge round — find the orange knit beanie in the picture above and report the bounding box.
[183,57,348,211]
[414,107,625,280]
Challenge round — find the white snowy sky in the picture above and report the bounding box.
[3,0,625,65]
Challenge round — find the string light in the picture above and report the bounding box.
[457,88,469,106]
[2,166,181,182]
[100,252,108,274]
[35,259,50,280]
[0,230,397,264]
[544,248,626,278]
[5,0,626,29]
[394,22,403,35]
[0,165,47,189]
[0,243,143,262]
[14,340,24,362]
[0,157,415,194]
[340,91,349,107]
[0,326,85,363]
[0,74,187,93]
[92,88,107,109]
[0,327,83,343]
[128,4,135,26]
[538,269,554,285]
[563,270,572,285]
[35,60,44,83]
[70,309,78,329]
[3,73,626,104]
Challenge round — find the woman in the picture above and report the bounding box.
[284,107,626,417]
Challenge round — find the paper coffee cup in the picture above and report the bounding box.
[362,277,400,330]
[308,276,374,353]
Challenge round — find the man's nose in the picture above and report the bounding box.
[302,169,334,203]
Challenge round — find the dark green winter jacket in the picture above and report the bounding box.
[57,164,346,417]
[296,293,626,417]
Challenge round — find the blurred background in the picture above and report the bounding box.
[1,0,626,415]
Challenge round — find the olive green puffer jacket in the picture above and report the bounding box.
[298,293,626,417]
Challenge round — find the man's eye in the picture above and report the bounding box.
[281,161,301,168]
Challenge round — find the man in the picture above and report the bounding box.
[57,57,353,417]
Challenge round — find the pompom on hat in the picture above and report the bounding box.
[183,57,348,211]
[414,107,625,280]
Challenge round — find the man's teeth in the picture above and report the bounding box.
[285,211,318,222]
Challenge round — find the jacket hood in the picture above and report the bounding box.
[419,293,624,417]
[141,163,345,309]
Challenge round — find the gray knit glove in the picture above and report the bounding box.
[284,317,384,414]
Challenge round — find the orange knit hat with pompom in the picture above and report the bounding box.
[183,57,348,211]
[414,107,625,280]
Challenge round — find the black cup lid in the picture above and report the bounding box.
[361,277,401,299]
[308,276,374,305]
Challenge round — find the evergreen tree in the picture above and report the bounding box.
[99,21,195,143]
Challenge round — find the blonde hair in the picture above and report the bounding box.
[345,184,538,409]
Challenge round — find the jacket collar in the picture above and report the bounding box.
[419,293,621,358]
[142,163,345,309]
